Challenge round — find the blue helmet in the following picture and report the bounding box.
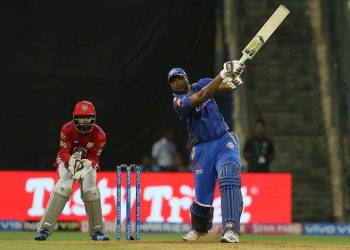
[168,68,187,82]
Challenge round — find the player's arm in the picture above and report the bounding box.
[216,76,243,93]
[189,74,224,108]
[189,61,244,108]
[86,131,106,169]
[58,129,73,165]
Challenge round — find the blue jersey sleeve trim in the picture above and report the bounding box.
[192,78,212,92]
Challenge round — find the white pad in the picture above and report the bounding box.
[37,180,72,234]
[83,187,103,235]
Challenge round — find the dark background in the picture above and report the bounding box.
[0,0,215,170]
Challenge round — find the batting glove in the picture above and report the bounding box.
[220,60,245,79]
[223,76,243,90]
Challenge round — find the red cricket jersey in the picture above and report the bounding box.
[54,121,106,169]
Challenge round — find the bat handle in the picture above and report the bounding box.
[238,54,249,64]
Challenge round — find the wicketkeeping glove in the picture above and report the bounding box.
[72,159,92,180]
[68,152,83,176]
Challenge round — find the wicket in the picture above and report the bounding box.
[116,164,141,240]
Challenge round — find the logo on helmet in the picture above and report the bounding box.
[81,104,88,112]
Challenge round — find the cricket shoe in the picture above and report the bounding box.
[91,231,110,241]
[34,229,49,241]
[221,229,239,243]
[182,230,207,241]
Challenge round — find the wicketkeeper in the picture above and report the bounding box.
[35,101,110,241]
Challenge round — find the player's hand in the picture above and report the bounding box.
[68,152,82,177]
[72,159,92,180]
[232,60,245,75]
[223,76,243,90]
[220,60,245,79]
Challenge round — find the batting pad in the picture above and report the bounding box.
[190,201,214,233]
[37,180,72,234]
[83,187,103,235]
[218,161,243,235]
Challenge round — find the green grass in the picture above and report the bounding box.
[1,232,350,250]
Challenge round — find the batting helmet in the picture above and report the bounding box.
[168,68,187,83]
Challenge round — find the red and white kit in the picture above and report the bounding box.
[35,101,110,241]
[55,121,106,170]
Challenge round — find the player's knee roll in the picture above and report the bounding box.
[83,187,100,201]
[54,180,73,198]
[218,161,241,189]
[190,201,214,233]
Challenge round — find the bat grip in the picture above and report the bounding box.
[238,54,249,64]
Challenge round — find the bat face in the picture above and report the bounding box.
[239,5,290,63]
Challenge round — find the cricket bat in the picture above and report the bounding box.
[238,5,290,64]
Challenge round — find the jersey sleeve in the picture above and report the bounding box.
[173,94,191,121]
[192,78,212,92]
[57,126,73,165]
[87,129,106,169]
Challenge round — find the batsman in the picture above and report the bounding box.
[169,61,244,243]
[35,101,110,241]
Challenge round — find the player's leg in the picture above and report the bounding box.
[216,132,243,243]
[80,167,109,241]
[35,164,74,240]
[183,142,217,241]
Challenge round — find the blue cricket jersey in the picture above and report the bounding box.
[173,78,230,144]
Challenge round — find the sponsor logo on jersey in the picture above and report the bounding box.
[60,140,67,148]
[73,139,79,144]
[175,98,182,107]
[195,99,211,112]
[194,163,203,174]
[87,142,94,149]
[226,142,235,149]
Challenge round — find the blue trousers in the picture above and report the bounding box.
[192,132,241,205]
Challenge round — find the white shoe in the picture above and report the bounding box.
[221,229,239,243]
[182,230,207,241]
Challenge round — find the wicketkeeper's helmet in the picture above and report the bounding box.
[73,101,96,133]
